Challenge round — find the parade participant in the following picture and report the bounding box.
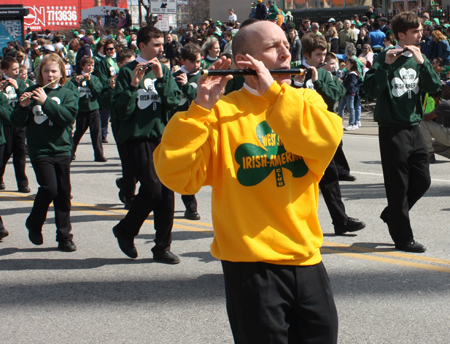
[154,21,339,343]
[0,56,30,193]
[70,56,106,162]
[99,49,136,210]
[0,92,12,241]
[363,12,441,253]
[98,39,119,143]
[111,26,182,263]
[3,53,78,251]
[200,37,220,69]
[172,43,202,220]
[296,33,364,234]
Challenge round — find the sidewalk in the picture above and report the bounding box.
[343,109,378,136]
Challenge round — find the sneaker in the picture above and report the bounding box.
[357,121,362,127]
[344,125,356,131]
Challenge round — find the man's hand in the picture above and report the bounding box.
[7,78,18,89]
[406,45,424,65]
[195,56,233,110]
[236,54,274,96]
[110,75,117,89]
[149,57,163,79]
[309,66,318,82]
[385,48,402,65]
[176,73,188,86]
[131,63,149,88]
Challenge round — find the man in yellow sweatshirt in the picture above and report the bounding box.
[154,21,342,343]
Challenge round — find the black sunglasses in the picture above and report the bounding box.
[105,47,115,51]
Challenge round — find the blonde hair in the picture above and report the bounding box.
[36,53,66,86]
[432,30,447,43]
[201,36,219,57]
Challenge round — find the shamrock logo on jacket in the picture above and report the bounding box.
[391,68,419,99]
[137,78,161,110]
[234,121,309,187]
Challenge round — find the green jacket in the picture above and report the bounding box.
[111,60,183,143]
[98,56,119,87]
[4,85,78,161]
[362,49,441,127]
[172,68,201,113]
[0,93,13,145]
[293,64,341,111]
[70,74,103,112]
[267,4,280,20]
[1,78,27,110]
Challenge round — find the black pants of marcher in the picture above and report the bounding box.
[182,194,198,212]
[27,156,72,242]
[115,138,174,254]
[113,131,136,202]
[222,261,338,344]
[379,126,430,245]
[100,109,110,140]
[334,141,351,177]
[72,109,104,160]
[319,157,348,227]
[0,125,28,187]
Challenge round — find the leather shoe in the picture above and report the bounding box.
[95,156,107,162]
[58,240,77,252]
[335,217,366,235]
[28,230,43,245]
[339,174,356,182]
[395,240,426,253]
[18,186,31,193]
[0,181,5,190]
[184,210,201,220]
[0,227,9,240]
[113,225,137,258]
[153,251,180,264]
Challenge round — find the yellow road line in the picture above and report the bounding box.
[322,248,450,274]
[323,241,450,267]
[3,191,450,272]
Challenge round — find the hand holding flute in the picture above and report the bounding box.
[19,77,62,105]
[386,41,425,65]
[131,55,165,87]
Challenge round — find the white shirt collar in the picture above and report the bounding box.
[395,43,412,57]
[180,66,199,75]
[243,83,261,97]
[136,55,148,63]
[4,75,11,80]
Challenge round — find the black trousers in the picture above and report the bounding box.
[182,194,198,212]
[27,156,72,242]
[0,125,28,187]
[72,109,104,159]
[115,138,174,254]
[379,126,430,245]
[116,140,136,201]
[333,141,351,177]
[319,157,348,227]
[222,261,338,344]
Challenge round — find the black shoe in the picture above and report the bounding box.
[28,230,43,245]
[395,240,426,253]
[184,210,201,220]
[102,138,108,144]
[429,153,436,164]
[339,174,356,182]
[116,178,126,204]
[71,154,76,161]
[0,181,5,190]
[153,251,180,264]
[18,186,31,193]
[94,156,107,162]
[0,227,9,240]
[380,207,389,224]
[113,225,137,258]
[334,217,366,235]
[58,240,77,252]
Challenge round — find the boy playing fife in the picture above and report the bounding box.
[172,43,202,221]
[363,12,441,252]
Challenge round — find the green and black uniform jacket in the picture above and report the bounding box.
[172,68,201,115]
[70,74,103,112]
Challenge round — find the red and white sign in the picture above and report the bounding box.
[24,3,81,31]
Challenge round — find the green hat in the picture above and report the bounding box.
[87,29,94,35]
[443,65,450,74]
[216,20,222,26]
[73,31,79,37]
[433,18,440,25]
[444,24,450,28]
[214,27,222,37]
[424,20,432,26]
[351,20,356,24]
[356,22,363,28]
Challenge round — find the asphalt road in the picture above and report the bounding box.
[1,113,450,343]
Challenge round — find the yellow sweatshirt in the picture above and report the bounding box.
[154,82,343,266]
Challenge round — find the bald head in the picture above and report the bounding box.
[232,21,284,62]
